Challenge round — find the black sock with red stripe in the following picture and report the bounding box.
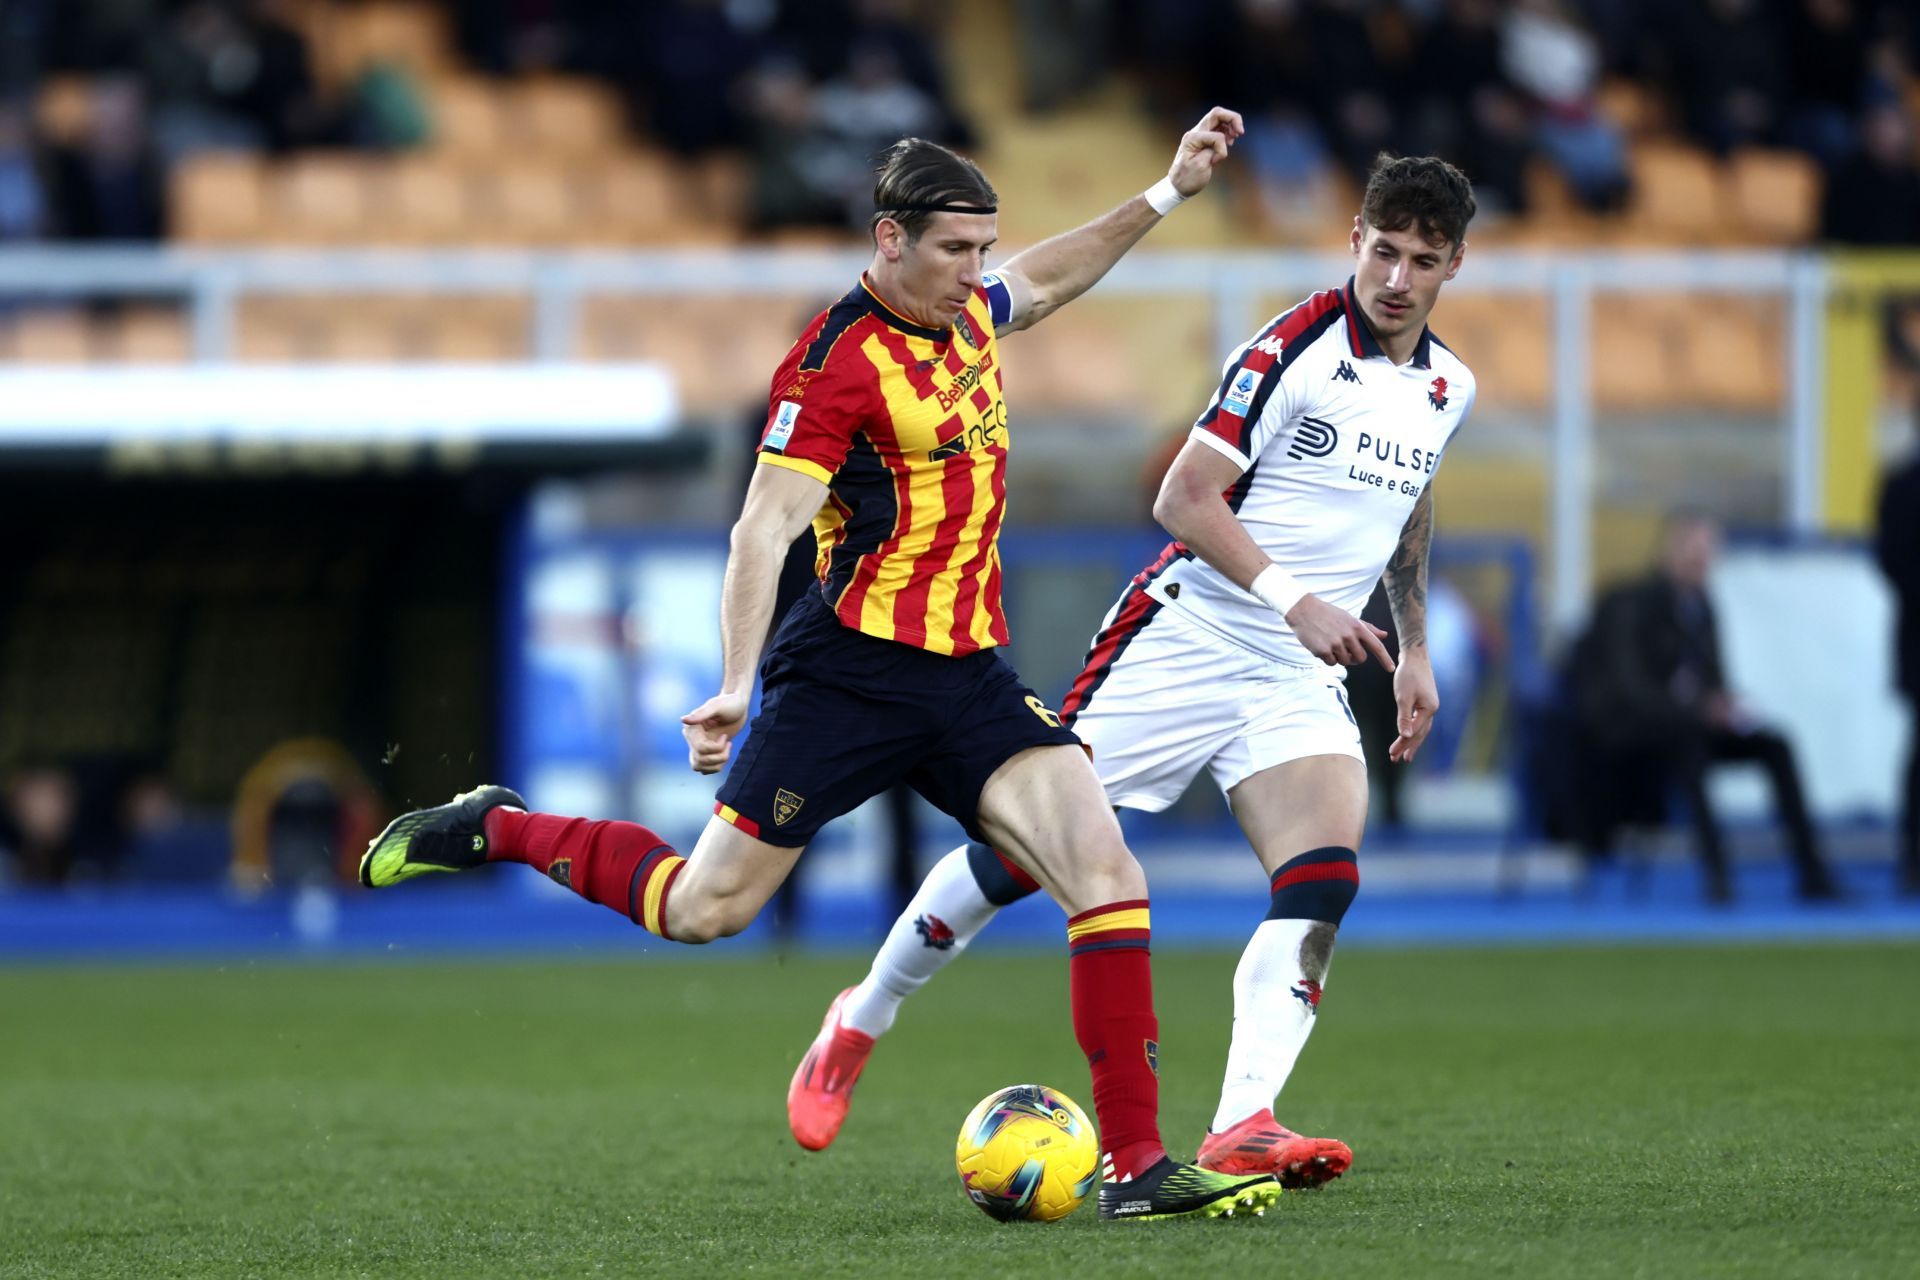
[483,809,687,939]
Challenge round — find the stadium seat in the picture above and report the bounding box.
[317,1,453,85]
[1726,149,1821,245]
[272,154,375,244]
[580,153,687,243]
[1626,145,1727,242]
[101,308,193,363]
[506,78,628,158]
[423,297,528,361]
[171,153,268,244]
[428,78,505,155]
[377,157,475,245]
[475,163,581,245]
[0,309,94,363]
[1678,298,1784,411]
[1591,298,1678,410]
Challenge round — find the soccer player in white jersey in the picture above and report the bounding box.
[785,154,1479,1185]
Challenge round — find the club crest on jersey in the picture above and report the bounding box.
[954,311,984,350]
[1291,979,1323,1014]
[773,788,805,826]
[765,400,802,449]
[914,913,957,950]
[1223,367,1261,416]
[1428,376,1449,411]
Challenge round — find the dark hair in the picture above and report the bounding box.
[870,137,997,244]
[1360,154,1476,249]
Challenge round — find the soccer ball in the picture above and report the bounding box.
[954,1084,1099,1222]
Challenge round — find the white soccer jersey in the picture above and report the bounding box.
[1139,278,1474,670]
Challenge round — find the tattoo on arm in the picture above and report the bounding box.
[1384,486,1433,649]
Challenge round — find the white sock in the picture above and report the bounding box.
[839,844,1001,1038]
[1211,919,1333,1132]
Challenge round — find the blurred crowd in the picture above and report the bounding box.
[1,0,1915,246]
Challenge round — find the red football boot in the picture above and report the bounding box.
[1196,1108,1353,1189]
[786,987,876,1152]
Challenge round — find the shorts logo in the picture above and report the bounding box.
[547,858,572,889]
[765,400,802,450]
[1223,368,1261,416]
[773,788,805,826]
[1144,1039,1159,1076]
[914,913,957,950]
[1024,695,1061,728]
[1291,979,1323,1014]
[1287,416,1338,460]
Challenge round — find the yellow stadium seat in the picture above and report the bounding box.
[318,1,453,85]
[1591,301,1676,411]
[1679,298,1784,411]
[172,153,268,244]
[1727,149,1821,244]
[428,79,505,156]
[1,310,94,363]
[423,298,528,361]
[101,308,192,363]
[475,164,581,245]
[1627,145,1726,242]
[582,152,691,244]
[507,78,628,158]
[377,158,476,245]
[272,154,374,244]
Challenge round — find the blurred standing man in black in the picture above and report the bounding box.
[1875,453,1920,896]
[1572,514,1840,903]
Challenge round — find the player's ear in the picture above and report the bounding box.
[1349,216,1363,256]
[874,217,906,263]
[1445,240,1466,281]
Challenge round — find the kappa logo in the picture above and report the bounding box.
[773,788,804,826]
[1250,333,1285,358]
[765,400,802,450]
[1287,416,1339,461]
[1428,375,1449,411]
[547,858,572,889]
[1332,360,1361,384]
[1291,979,1323,1014]
[914,912,957,950]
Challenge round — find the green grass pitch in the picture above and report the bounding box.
[3,943,1917,1278]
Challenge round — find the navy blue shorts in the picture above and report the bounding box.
[713,589,1080,848]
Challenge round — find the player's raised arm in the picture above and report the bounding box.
[988,106,1242,336]
[681,463,826,775]
[1383,486,1439,763]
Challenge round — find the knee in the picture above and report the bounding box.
[1072,839,1146,904]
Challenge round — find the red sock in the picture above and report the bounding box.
[1066,899,1166,1181]
[484,808,687,939]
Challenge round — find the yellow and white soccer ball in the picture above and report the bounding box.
[954,1084,1099,1222]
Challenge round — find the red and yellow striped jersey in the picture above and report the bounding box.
[757,273,1010,656]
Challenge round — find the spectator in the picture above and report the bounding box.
[145,0,328,160]
[1409,0,1533,215]
[1667,0,1786,155]
[46,76,165,242]
[0,100,50,242]
[0,764,79,885]
[1566,514,1840,902]
[1500,0,1629,210]
[1875,447,1920,896]
[1820,102,1920,245]
[1783,0,1874,168]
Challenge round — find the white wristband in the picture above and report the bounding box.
[1144,176,1187,216]
[1249,564,1308,619]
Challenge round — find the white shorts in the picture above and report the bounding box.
[1064,602,1364,813]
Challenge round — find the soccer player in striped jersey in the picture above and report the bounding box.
[790,155,1479,1191]
[361,109,1287,1222]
